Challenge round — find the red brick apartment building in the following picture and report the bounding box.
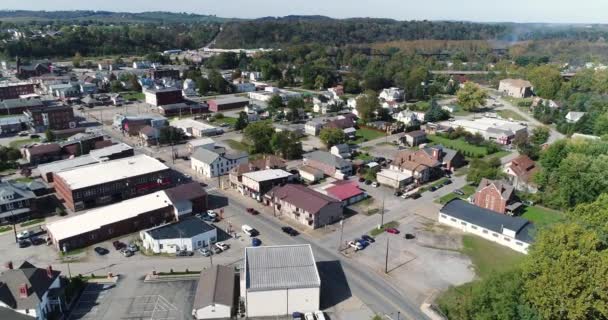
[52,154,172,211]
[0,82,35,100]
[25,105,75,132]
[473,178,522,215]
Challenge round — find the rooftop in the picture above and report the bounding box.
[211,96,249,105]
[377,169,412,181]
[269,184,339,214]
[325,181,364,201]
[305,150,351,169]
[144,217,214,240]
[37,155,98,178]
[193,265,235,310]
[0,261,61,311]
[88,143,133,160]
[242,169,292,182]
[500,78,533,88]
[54,154,169,190]
[245,244,320,292]
[447,118,526,135]
[46,191,173,242]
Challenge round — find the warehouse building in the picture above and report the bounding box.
[53,154,172,211]
[208,97,249,112]
[440,117,527,145]
[143,87,183,106]
[241,245,321,318]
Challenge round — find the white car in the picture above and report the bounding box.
[347,240,363,251]
[304,312,315,320]
[371,182,379,188]
[315,311,327,320]
[215,242,229,251]
[206,210,217,218]
[17,231,30,240]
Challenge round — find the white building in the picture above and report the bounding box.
[394,110,425,126]
[379,87,404,102]
[376,169,413,189]
[441,117,527,145]
[171,118,222,137]
[140,217,217,254]
[187,138,216,154]
[498,79,533,98]
[191,148,248,178]
[565,111,586,124]
[438,199,534,254]
[304,120,324,136]
[241,245,321,318]
[192,265,235,320]
[298,165,324,183]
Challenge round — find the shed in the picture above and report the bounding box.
[192,265,236,319]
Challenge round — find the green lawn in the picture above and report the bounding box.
[121,91,144,101]
[460,234,525,278]
[218,117,238,126]
[496,109,526,121]
[369,221,400,237]
[0,225,12,233]
[521,206,564,227]
[436,184,476,204]
[355,153,374,162]
[9,138,40,149]
[225,139,249,152]
[427,135,489,158]
[14,177,33,183]
[20,218,45,227]
[354,128,386,143]
[419,178,449,193]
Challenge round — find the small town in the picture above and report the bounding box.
[0,3,605,320]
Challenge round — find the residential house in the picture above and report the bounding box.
[298,165,324,183]
[394,110,424,126]
[379,87,404,102]
[187,138,216,154]
[390,148,443,183]
[565,111,586,124]
[330,144,351,159]
[303,151,353,179]
[192,265,236,320]
[376,169,413,189]
[328,85,344,98]
[266,184,343,229]
[439,199,534,254]
[229,155,287,190]
[324,180,366,206]
[402,130,427,147]
[304,120,324,136]
[139,126,160,146]
[504,155,539,193]
[0,181,38,224]
[191,148,248,178]
[498,79,533,98]
[420,145,465,172]
[473,178,522,215]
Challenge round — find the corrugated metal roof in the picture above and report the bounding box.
[245,245,320,292]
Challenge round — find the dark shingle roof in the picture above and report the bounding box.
[441,199,535,243]
[269,184,340,215]
[193,265,235,309]
[305,150,350,169]
[0,261,61,310]
[164,182,207,204]
[145,217,215,240]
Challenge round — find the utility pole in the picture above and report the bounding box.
[337,218,344,252]
[380,192,385,228]
[384,236,390,274]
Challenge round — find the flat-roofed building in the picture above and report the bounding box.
[140,217,216,254]
[144,87,183,106]
[241,169,294,201]
[208,97,249,112]
[440,117,527,145]
[498,79,533,98]
[52,154,172,211]
[241,245,320,318]
[0,82,34,100]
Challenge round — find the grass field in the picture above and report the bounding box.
[354,128,386,143]
[496,109,526,121]
[9,138,40,149]
[522,206,564,227]
[369,221,400,237]
[225,139,249,152]
[216,117,238,126]
[121,91,144,101]
[0,226,11,233]
[460,234,525,278]
[427,135,489,158]
[20,218,45,227]
[436,184,476,204]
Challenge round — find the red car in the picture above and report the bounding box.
[385,227,400,234]
[112,241,126,250]
[246,208,259,215]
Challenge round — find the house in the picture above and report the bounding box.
[48,84,79,99]
[329,85,344,98]
[325,117,355,131]
[229,155,287,190]
[298,165,324,183]
[191,148,248,178]
[390,148,443,183]
[504,155,539,193]
[267,184,342,229]
[0,261,63,320]
[171,119,222,137]
[139,126,160,146]
[420,145,465,172]
[473,178,522,215]
[376,169,413,189]
[330,144,351,159]
[241,245,320,317]
[0,116,27,135]
[439,199,534,254]
[324,180,366,206]
[303,151,352,179]
[394,110,424,126]
[0,181,38,224]
[565,111,586,124]
[379,87,404,102]
[208,97,249,112]
[192,265,236,320]
[304,120,324,136]
[343,127,357,139]
[240,169,294,201]
[498,79,533,98]
[22,144,62,165]
[79,83,97,95]
[403,130,427,147]
[187,138,216,154]
[140,217,217,254]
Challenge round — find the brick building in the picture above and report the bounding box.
[1,98,44,116]
[208,97,249,112]
[148,68,180,80]
[0,82,35,100]
[473,178,522,215]
[144,87,183,106]
[53,154,172,211]
[25,105,75,132]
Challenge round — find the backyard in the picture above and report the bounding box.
[225,139,249,152]
[521,206,564,227]
[353,127,386,143]
[436,184,476,204]
[9,138,40,149]
[427,135,491,158]
[121,91,145,101]
[496,109,526,121]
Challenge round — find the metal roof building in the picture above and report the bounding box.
[241,244,320,317]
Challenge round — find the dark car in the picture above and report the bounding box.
[358,177,365,183]
[112,241,125,250]
[429,186,437,192]
[443,179,452,185]
[121,249,134,257]
[394,191,402,197]
[212,246,223,254]
[176,251,194,257]
[246,208,259,215]
[30,237,44,246]
[361,235,375,243]
[405,233,416,240]
[281,226,299,236]
[202,215,217,222]
[410,193,421,199]
[18,239,30,248]
[365,180,372,185]
[94,247,109,255]
[251,237,262,247]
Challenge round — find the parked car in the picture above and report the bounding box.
[18,239,30,248]
[18,131,29,137]
[30,236,44,246]
[251,237,262,247]
[315,311,327,320]
[304,312,315,320]
[246,208,259,215]
[281,226,299,236]
[206,210,218,218]
[358,177,365,182]
[16,230,30,240]
[112,241,125,250]
[365,180,372,185]
[128,243,139,252]
[394,191,402,197]
[429,186,437,192]
[385,227,400,234]
[202,215,217,222]
[215,242,230,251]
[212,246,223,254]
[347,240,364,251]
[242,225,259,237]
[361,235,375,243]
[453,189,465,196]
[443,179,452,185]
[199,248,212,257]
[371,182,379,188]
[405,233,416,240]
[94,247,109,255]
[176,250,194,257]
[121,249,134,257]
[356,238,368,248]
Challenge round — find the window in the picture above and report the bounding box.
[461,222,467,226]
[440,214,447,219]
[516,242,523,246]
[504,237,511,242]
[492,233,498,237]
[471,226,478,230]
[159,244,163,249]
[450,218,457,222]
[5,202,14,210]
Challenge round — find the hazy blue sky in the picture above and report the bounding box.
[1,0,606,23]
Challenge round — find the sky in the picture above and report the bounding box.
[1,0,607,24]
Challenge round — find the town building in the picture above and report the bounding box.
[394,110,425,126]
[303,151,352,179]
[53,154,172,211]
[22,144,62,165]
[48,83,80,99]
[171,119,222,137]
[376,169,414,189]
[1,98,44,116]
[504,155,539,193]
[192,265,236,320]
[208,97,249,112]
[0,116,27,135]
[158,102,207,117]
[143,87,183,106]
[330,144,351,159]
[241,245,320,317]
[148,68,180,80]
[191,148,248,178]
[498,79,533,98]
[0,261,63,320]
[187,138,216,154]
[439,199,534,254]
[390,148,444,183]
[241,169,294,201]
[379,87,405,102]
[304,120,324,136]
[323,180,366,206]
[229,155,287,190]
[473,178,522,215]
[440,117,527,144]
[24,105,76,132]
[0,82,35,100]
[403,130,427,147]
[267,184,343,229]
[140,217,216,254]
[298,165,324,183]
[113,114,167,136]
[0,181,39,225]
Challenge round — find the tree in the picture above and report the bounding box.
[234,111,249,131]
[527,65,562,99]
[425,99,450,123]
[457,82,487,111]
[530,126,550,145]
[267,95,284,113]
[45,129,56,142]
[467,157,504,185]
[356,91,379,123]
[208,69,231,94]
[319,128,346,148]
[343,77,361,94]
[196,77,210,96]
[158,126,185,145]
[244,122,274,154]
[72,52,82,68]
[286,98,305,122]
[109,80,123,93]
[270,131,303,160]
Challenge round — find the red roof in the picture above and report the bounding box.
[326,182,364,201]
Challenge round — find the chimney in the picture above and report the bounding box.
[19,284,28,298]
[5,261,13,270]
[46,265,53,278]
[432,148,440,160]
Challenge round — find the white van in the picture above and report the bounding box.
[242,225,258,237]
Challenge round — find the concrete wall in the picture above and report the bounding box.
[141,228,217,253]
[193,303,231,319]
[246,287,319,317]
